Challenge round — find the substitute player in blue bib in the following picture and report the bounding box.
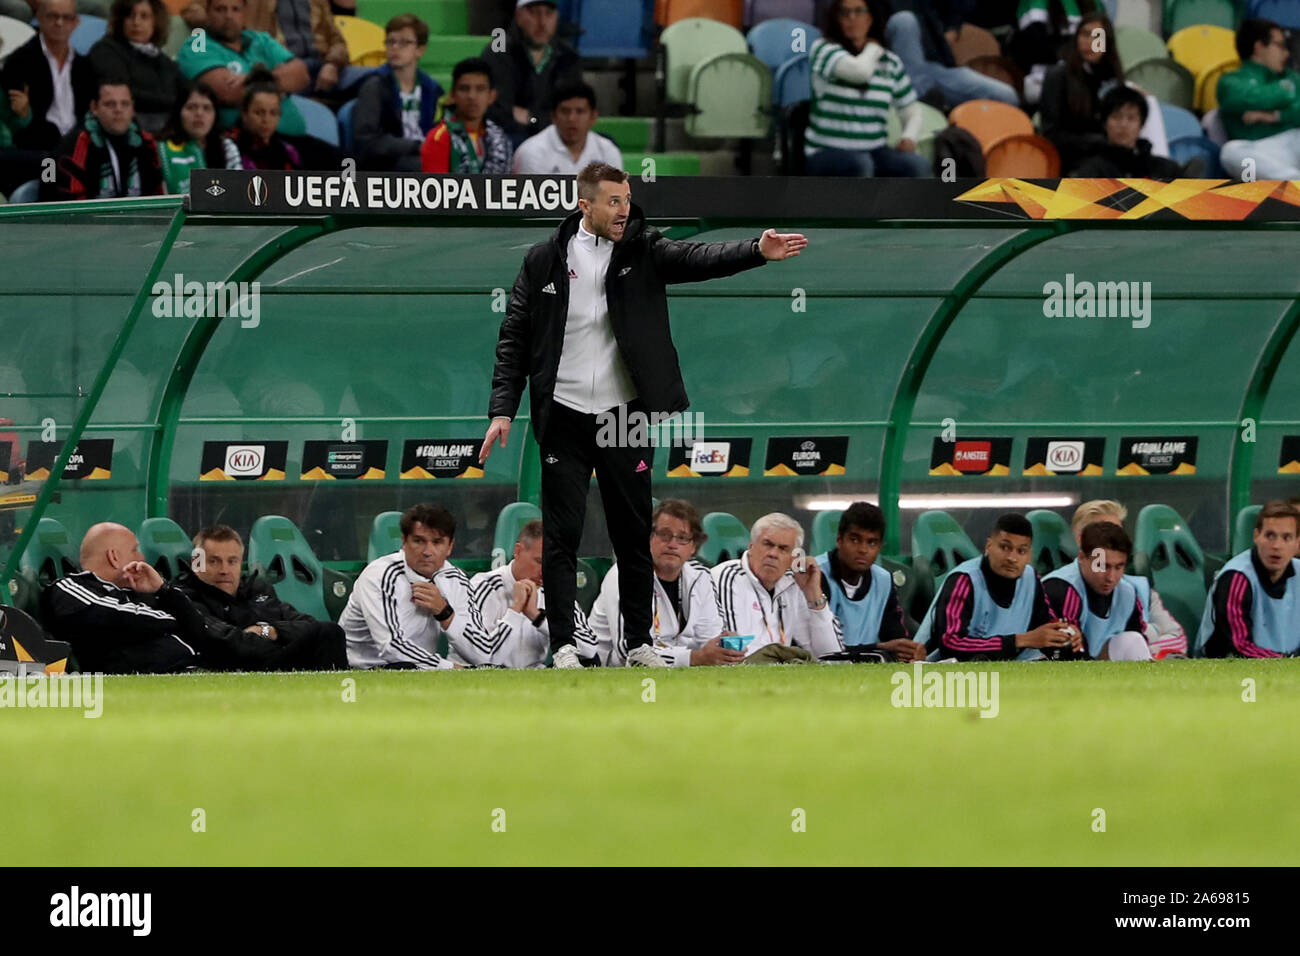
[814,502,921,661]
[1042,521,1151,660]
[915,513,1076,661]
[1197,500,1300,657]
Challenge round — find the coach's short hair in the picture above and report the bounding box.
[193,524,242,550]
[991,513,1033,540]
[652,498,704,545]
[750,513,804,549]
[577,161,627,202]
[1071,499,1127,536]
[1079,520,1132,558]
[516,519,543,546]
[401,503,456,540]
[838,501,884,538]
[1256,500,1300,533]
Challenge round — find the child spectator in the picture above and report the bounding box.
[420,57,512,174]
[353,14,444,172]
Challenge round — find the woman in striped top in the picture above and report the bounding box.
[806,0,931,178]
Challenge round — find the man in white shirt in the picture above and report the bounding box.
[0,0,96,151]
[339,503,471,670]
[591,498,738,667]
[467,519,601,667]
[480,161,808,670]
[711,513,843,661]
[511,81,622,175]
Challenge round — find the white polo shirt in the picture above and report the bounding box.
[511,125,623,175]
[552,221,636,415]
[40,36,77,136]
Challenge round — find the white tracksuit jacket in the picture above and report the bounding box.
[710,551,843,659]
[589,560,725,666]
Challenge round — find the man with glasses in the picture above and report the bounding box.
[353,14,444,171]
[1219,18,1300,180]
[1,0,97,152]
[590,499,735,667]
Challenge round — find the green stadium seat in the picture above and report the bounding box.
[911,510,979,591]
[621,151,701,175]
[877,555,923,636]
[810,508,840,557]
[420,35,491,82]
[685,52,771,138]
[697,511,749,566]
[1164,0,1240,36]
[1124,58,1196,111]
[1026,509,1077,576]
[660,17,748,103]
[1232,504,1261,556]
[322,568,355,623]
[493,501,542,567]
[15,517,79,621]
[246,515,331,621]
[1115,25,1170,70]
[593,116,652,152]
[1131,504,1207,638]
[359,0,467,35]
[137,516,192,580]
[368,510,403,563]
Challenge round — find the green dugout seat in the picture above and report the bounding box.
[1131,504,1207,638]
[138,516,192,580]
[247,515,331,621]
[697,511,748,566]
[1026,509,1078,576]
[911,510,979,592]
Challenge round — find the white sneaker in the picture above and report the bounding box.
[626,644,668,667]
[552,645,582,669]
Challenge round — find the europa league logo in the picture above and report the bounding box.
[247,175,268,207]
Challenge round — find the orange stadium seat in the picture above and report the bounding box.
[950,23,999,66]
[948,99,1034,154]
[985,134,1061,178]
[658,0,743,28]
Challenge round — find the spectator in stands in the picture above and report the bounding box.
[244,0,368,100]
[511,80,620,175]
[339,503,471,670]
[353,14,443,172]
[41,522,203,673]
[0,0,108,23]
[711,513,843,663]
[174,524,347,670]
[0,0,97,152]
[914,512,1076,661]
[814,501,921,660]
[590,499,733,667]
[1070,499,1186,657]
[883,0,1020,109]
[177,0,310,137]
[481,0,581,148]
[44,77,165,198]
[1038,12,1122,173]
[1069,85,1184,177]
[88,0,187,134]
[1198,500,1300,657]
[1007,0,1096,100]
[225,66,302,169]
[156,81,242,193]
[1218,18,1300,182]
[0,79,40,198]
[807,0,933,177]
[1043,521,1151,660]
[467,520,601,667]
[420,57,512,174]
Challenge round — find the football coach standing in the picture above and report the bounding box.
[478,162,808,668]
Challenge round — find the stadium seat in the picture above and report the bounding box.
[621,151,701,175]
[948,99,1034,153]
[744,0,816,27]
[698,511,749,565]
[360,0,467,35]
[950,23,1000,66]
[289,94,340,147]
[0,15,35,65]
[1131,504,1207,637]
[69,14,106,55]
[6,179,39,204]
[1194,56,1239,112]
[810,508,840,556]
[335,15,387,66]
[337,99,357,154]
[911,511,979,590]
[1126,58,1196,111]
[1248,0,1300,29]
[1231,504,1261,555]
[746,16,819,70]
[660,16,748,103]
[246,515,331,621]
[420,35,491,84]
[1167,24,1238,110]
[1115,25,1170,69]
[138,516,192,580]
[685,52,771,138]
[660,0,744,28]
[771,52,810,106]
[1163,0,1240,36]
[492,501,542,568]
[12,517,78,618]
[593,115,652,151]
[1026,509,1077,576]
[576,0,656,57]
[368,510,402,563]
[1159,101,1202,141]
[984,133,1060,177]
[879,556,923,636]
[163,12,188,57]
[776,99,809,173]
[1168,133,1226,175]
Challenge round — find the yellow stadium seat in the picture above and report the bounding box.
[335,14,388,67]
[1197,56,1240,112]
[1167,24,1239,110]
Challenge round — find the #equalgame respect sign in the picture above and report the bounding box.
[400,440,484,479]
[1116,436,1198,476]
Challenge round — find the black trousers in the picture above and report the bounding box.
[197,620,348,672]
[540,398,653,654]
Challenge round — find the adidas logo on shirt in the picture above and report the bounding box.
[542,282,557,294]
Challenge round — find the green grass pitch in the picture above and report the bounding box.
[6,661,1297,866]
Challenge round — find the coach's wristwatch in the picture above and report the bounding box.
[530,609,547,628]
[806,596,828,611]
[434,603,454,623]
[258,622,271,640]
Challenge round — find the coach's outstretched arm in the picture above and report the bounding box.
[651,228,807,285]
[480,260,533,463]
